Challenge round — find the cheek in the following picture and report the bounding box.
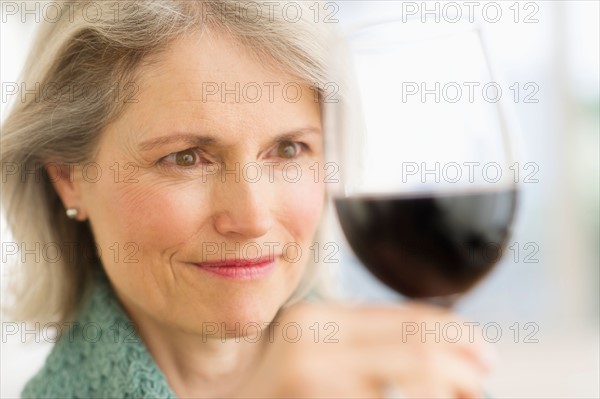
[87,178,209,255]
[278,174,326,242]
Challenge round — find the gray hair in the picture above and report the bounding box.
[1,0,338,324]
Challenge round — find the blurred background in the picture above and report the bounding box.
[2,1,598,398]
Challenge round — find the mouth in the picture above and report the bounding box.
[192,255,278,281]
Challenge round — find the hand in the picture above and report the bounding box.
[233,302,495,398]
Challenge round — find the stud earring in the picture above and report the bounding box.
[66,208,79,219]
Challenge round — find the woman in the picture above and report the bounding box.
[1,1,493,397]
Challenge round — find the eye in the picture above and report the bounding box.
[175,149,197,166]
[161,148,203,167]
[274,141,303,159]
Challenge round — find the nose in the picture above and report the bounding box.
[212,178,274,239]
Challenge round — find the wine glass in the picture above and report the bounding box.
[325,17,519,307]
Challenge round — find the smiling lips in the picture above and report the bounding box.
[193,255,278,280]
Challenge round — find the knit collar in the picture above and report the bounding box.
[22,269,178,398]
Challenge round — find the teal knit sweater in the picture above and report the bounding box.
[21,270,177,398]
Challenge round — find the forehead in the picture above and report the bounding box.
[117,32,321,145]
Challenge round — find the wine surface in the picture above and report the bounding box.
[334,190,517,297]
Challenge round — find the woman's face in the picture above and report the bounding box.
[75,33,325,334]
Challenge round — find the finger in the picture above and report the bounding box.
[350,339,487,399]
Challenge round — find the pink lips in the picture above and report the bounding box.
[193,255,277,280]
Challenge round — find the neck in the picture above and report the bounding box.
[146,327,261,398]
[120,301,265,398]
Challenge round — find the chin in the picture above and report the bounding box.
[221,292,287,330]
[170,262,304,338]
[173,289,290,340]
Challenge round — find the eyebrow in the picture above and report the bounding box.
[138,134,217,152]
[137,128,321,152]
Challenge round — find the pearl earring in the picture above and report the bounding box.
[66,208,79,219]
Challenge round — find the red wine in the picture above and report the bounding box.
[334,190,517,298]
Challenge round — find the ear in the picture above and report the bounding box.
[45,163,88,221]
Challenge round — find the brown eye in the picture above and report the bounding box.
[277,142,299,159]
[175,149,197,166]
